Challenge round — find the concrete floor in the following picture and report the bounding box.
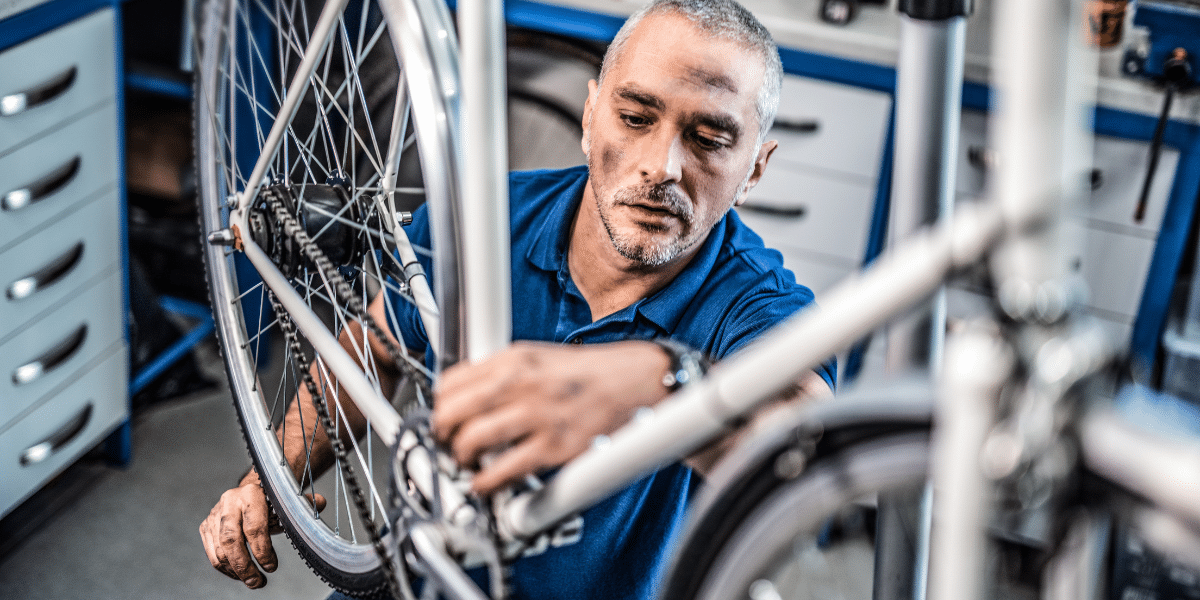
[0,340,333,600]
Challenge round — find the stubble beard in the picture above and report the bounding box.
[595,179,699,268]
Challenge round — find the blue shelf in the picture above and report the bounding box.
[126,68,192,100]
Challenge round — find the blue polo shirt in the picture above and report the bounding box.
[386,165,834,599]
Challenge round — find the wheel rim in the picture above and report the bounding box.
[194,0,461,589]
[694,435,931,600]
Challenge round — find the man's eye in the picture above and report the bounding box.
[693,133,727,151]
[620,114,650,127]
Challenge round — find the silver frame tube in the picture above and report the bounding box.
[989,0,1096,300]
[376,85,443,358]
[886,14,966,373]
[885,16,967,600]
[927,327,1012,600]
[1081,408,1200,528]
[237,227,403,446]
[458,0,512,361]
[410,524,491,600]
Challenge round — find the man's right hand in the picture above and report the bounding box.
[199,482,327,589]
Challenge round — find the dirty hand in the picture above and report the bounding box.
[199,480,326,589]
[432,340,670,495]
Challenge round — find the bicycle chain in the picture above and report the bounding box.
[259,186,424,599]
[265,289,405,599]
[259,187,515,599]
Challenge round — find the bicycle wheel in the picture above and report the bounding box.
[194,0,461,594]
[660,429,931,600]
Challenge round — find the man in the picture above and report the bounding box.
[200,0,835,597]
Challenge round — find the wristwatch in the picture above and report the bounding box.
[648,338,710,392]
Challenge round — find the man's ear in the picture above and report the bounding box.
[734,140,778,207]
[581,79,598,155]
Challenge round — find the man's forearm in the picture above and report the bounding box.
[274,319,399,484]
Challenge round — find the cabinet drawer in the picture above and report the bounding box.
[1084,136,1179,234]
[737,168,876,264]
[956,109,989,198]
[1074,224,1157,322]
[0,191,120,341]
[0,271,123,426]
[0,8,116,153]
[0,348,126,518]
[770,75,892,181]
[0,105,118,248]
[954,115,1179,236]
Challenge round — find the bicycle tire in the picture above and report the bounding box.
[193,0,462,595]
[660,429,931,600]
[505,29,601,171]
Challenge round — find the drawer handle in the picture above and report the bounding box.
[3,156,81,212]
[12,324,87,386]
[7,242,85,300]
[20,403,93,467]
[772,118,820,134]
[739,202,807,219]
[967,145,996,171]
[1,66,77,117]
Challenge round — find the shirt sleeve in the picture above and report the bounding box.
[712,286,837,391]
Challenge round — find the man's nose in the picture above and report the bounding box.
[639,128,683,185]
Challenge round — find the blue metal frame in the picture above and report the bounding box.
[446,0,627,42]
[1131,1,1200,84]
[126,70,192,100]
[1093,107,1200,376]
[109,0,133,466]
[130,297,216,395]
[0,0,115,51]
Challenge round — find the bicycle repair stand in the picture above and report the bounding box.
[873,1,971,600]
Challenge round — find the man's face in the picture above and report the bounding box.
[581,13,776,268]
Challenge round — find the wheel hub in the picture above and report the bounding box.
[249,179,364,277]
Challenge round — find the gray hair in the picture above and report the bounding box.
[597,0,783,144]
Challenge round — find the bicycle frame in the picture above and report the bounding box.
[218,0,1200,597]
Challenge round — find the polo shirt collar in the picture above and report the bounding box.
[525,173,730,334]
[633,216,727,333]
[526,172,587,273]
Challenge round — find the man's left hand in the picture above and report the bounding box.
[432,340,670,495]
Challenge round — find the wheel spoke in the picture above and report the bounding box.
[196,0,462,593]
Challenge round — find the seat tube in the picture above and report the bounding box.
[877,3,971,600]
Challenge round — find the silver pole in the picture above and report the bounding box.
[989,0,1096,316]
[458,0,513,361]
[886,14,966,374]
[882,9,968,600]
[927,325,1012,600]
